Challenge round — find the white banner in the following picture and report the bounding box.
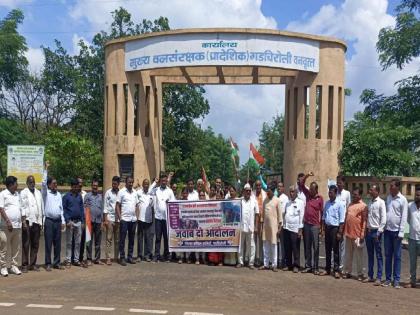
[125,32,319,72]
[7,145,44,184]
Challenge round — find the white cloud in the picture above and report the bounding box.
[72,33,89,55]
[202,85,284,163]
[286,0,420,120]
[25,47,44,74]
[0,0,32,8]
[69,0,280,161]
[69,0,276,30]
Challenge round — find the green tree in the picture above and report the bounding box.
[258,114,285,174]
[42,129,102,184]
[340,0,420,177]
[377,0,420,70]
[0,118,33,181]
[0,9,28,91]
[339,112,417,176]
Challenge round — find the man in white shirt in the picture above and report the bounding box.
[42,162,65,271]
[296,173,308,205]
[382,179,408,289]
[404,189,420,289]
[183,178,199,264]
[253,179,266,267]
[186,178,199,201]
[76,176,88,267]
[136,178,157,262]
[20,175,43,272]
[237,184,259,269]
[153,174,175,262]
[282,185,304,273]
[0,176,26,276]
[277,182,289,269]
[116,176,139,266]
[364,184,386,285]
[336,175,351,271]
[104,176,120,265]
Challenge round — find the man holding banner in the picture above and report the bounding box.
[237,183,259,269]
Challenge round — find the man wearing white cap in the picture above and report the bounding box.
[237,184,259,269]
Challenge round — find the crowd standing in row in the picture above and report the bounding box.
[0,163,419,289]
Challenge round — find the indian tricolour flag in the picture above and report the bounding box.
[85,207,92,243]
[249,143,265,167]
[229,137,240,170]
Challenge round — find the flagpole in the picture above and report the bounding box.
[247,143,250,183]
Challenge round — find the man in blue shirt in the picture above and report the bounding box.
[63,179,85,268]
[320,185,345,278]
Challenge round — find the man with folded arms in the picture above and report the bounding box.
[342,188,368,281]
[364,184,386,285]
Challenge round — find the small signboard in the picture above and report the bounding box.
[7,145,45,184]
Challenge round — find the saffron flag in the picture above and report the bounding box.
[85,207,92,244]
[250,143,265,166]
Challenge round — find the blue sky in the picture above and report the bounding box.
[0,0,417,164]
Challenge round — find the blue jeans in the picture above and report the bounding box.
[384,230,402,283]
[365,229,383,280]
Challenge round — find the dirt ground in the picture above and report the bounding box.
[0,234,419,315]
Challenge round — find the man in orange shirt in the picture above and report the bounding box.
[343,188,368,280]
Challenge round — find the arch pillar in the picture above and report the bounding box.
[283,41,345,197]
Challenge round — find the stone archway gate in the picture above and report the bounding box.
[104,28,346,196]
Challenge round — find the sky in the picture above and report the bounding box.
[1,0,419,164]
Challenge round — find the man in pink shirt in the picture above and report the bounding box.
[299,172,324,275]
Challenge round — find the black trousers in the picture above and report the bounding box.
[325,225,340,272]
[154,219,169,259]
[44,217,62,267]
[119,220,136,260]
[284,229,300,268]
[303,223,320,270]
[277,229,286,268]
[22,222,41,267]
[137,221,154,259]
[86,222,102,262]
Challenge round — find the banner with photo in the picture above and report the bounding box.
[167,199,242,252]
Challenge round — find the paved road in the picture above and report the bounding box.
[0,235,419,314]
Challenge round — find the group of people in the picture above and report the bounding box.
[0,164,419,290]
